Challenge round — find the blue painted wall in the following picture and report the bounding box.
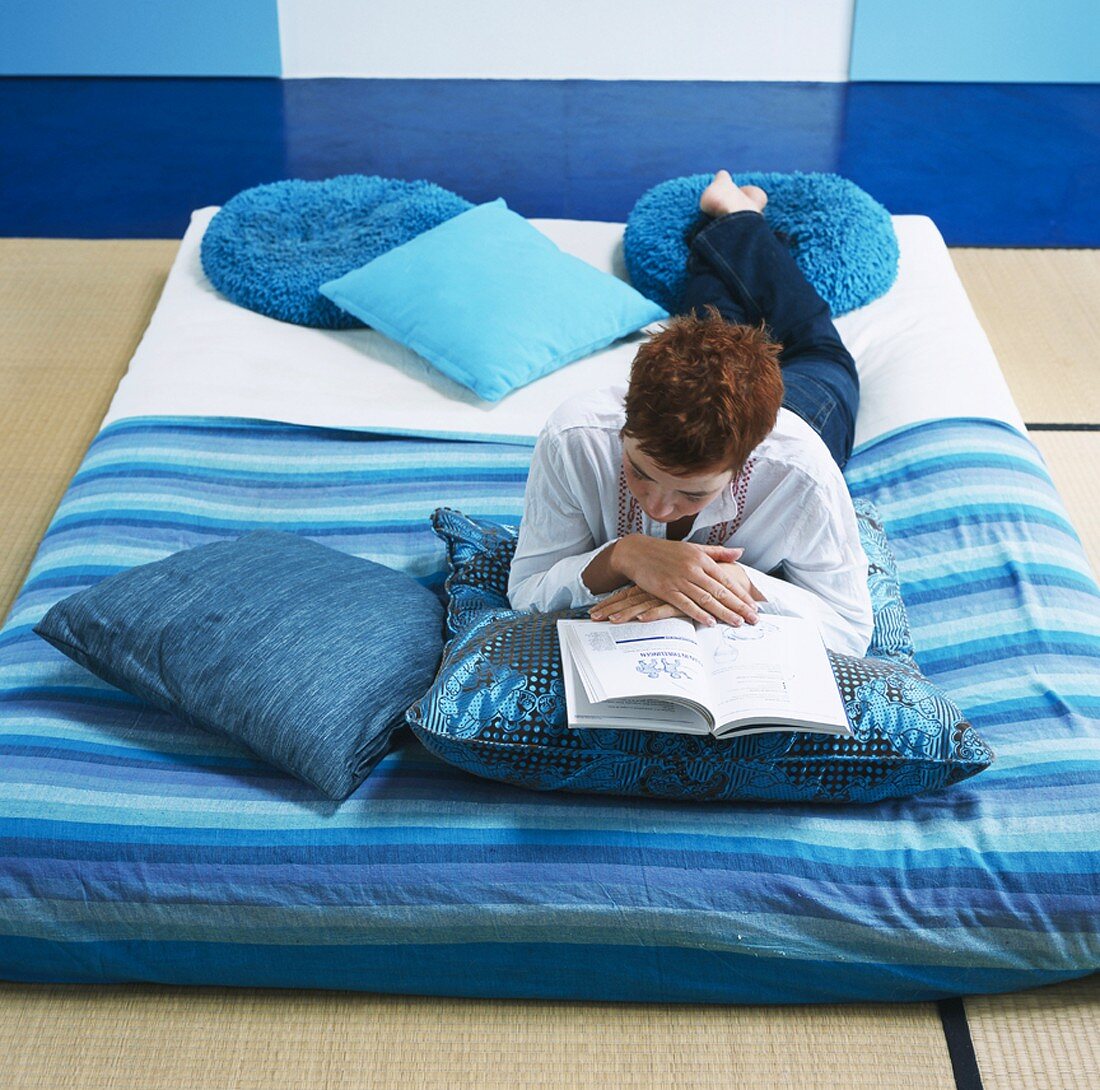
[5,1,1097,82]
[3,78,1096,245]
[0,0,281,77]
[850,0,1100,82]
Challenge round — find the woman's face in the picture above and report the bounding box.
[621,436,734,523]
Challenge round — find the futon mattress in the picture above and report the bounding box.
[0,415,1097,1003]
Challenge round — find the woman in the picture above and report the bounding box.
[507,171,872,657]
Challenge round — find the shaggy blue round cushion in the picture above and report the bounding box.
[199,175,473,329]
[624,171,899,318]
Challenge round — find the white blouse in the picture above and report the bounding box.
[507,385,874,657]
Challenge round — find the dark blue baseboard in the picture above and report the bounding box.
[1,78,1096,245]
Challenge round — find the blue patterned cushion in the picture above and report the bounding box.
[405,508,993,804]
[624,171,899,317]
[200,174,473,329]
[851,497,918,667]
[430,502,915,661]
[34,530,445,801]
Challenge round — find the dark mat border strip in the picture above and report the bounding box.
[1026,423,1100,431]
[937,997,984,1090]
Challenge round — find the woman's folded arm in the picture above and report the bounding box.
[508,432,623,612]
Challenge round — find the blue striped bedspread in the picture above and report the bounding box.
[0,415,1097,1003]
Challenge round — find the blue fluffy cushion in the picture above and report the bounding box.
[34,530,445,801]
[624,171,899,317]
[319,199,668,402]
[200,174,473,329]
[405,507,993,804]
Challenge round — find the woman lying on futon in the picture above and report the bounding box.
[507,170,874,658]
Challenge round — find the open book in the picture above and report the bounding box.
[557,614,852,738]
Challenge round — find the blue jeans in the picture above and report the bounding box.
[679,211,859,469]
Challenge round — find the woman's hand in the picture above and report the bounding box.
[590,585,694,624]
[589,537,761,627]
[590,560,762,625]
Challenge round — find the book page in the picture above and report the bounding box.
[557,618,714,712]
[559,643,709,733]
[697,615,849,734]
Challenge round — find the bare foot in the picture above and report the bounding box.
[699,170,768,217]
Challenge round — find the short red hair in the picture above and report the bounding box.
[623,307,784,472]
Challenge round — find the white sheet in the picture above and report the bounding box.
[102,208,1026,450]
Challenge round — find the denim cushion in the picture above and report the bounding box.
[405,508,993,804]
[34,530,444,801]
[624,171,899,317]
[319,199,668,402]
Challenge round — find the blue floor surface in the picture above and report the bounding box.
[1,78,1096,245]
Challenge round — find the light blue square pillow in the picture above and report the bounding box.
[319,199,668,401]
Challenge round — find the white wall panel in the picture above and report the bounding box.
[277,0,855,81]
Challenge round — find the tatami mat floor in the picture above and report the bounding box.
[0,239,1097,1089]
